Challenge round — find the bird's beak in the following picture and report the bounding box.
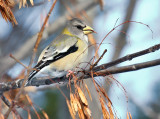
[83,25,96,35]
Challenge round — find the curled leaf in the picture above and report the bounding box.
[77,86,88,106]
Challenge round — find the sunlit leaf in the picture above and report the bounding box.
[77,86,88,106]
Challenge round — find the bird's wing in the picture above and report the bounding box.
[40,34,79,62]
[26,34,79,82]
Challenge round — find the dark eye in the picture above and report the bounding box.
[76,25,83,30]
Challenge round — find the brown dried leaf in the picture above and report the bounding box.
[98,0,104,10]
[127,112,132,119]
[42,110,49,119]
[74,94,81,110]
[127,112,129,119]
[78,107,85,119]
[0,114,4,119]
[19,0,22,8]
[11,112,16,119]
[26,95,40,119]
[70,93,76,115]
[23,0,27,8]
[100,99,109,119]
[19,0,34,8]
[66,99,76,119]
[28,110,31,119]
[84,83,92,101]
[129,112,132,119]
[0,0,18,25]
[30,0,34,6]
[77,86,88,106]
[108,102,114,119]
[98,84,112,105]
[83,106,91,118]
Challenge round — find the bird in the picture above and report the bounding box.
[25,18,95,85]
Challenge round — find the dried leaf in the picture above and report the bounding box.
[100,99,109,119]
[30,0,34,6]
[28,110,31,119]
[74,94,81,110]
[0,114,4,119]
[19,0,22,8]
[98,84,112,105]
[127,112,132,119]
[0,0,18,25]
[83,106,91,118]
[19,0,34,8]
[77,86,88,106]
[26,95,40,119]
[78,107,85,119]
[70,93,76,115]
[108,102,114,119]
[66,99,76,119]
[98,0,104,10]
[84,83,92,101]
[129,112,132,119]
[11,112,16,119]
[42,110,49,119]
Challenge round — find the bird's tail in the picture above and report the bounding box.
[25,60,46,86]
[24,70,38,86]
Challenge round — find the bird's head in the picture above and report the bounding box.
[63,18,96,37]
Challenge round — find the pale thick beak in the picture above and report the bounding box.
[83,25,96,35]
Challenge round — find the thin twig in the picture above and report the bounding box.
[94,58,160,77]
[10,54,28,69]
[93,43,160,72]
[91,49,107,69]
[1,94,11,107]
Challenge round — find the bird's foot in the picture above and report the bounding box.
[66,70,74,78]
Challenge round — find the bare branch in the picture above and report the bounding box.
[95,59,160,76]
[0,43,159,92]
[93,43,160,72]
[1,94,11,107]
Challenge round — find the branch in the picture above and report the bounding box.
[93,43,160,72]
[94,58,160,76]
[0,47,159,92]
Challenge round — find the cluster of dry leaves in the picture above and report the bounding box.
[0,0,17,25]
[0,0,35,25]
[63,72,132,119]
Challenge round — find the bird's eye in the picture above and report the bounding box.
[76,25,83,30]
